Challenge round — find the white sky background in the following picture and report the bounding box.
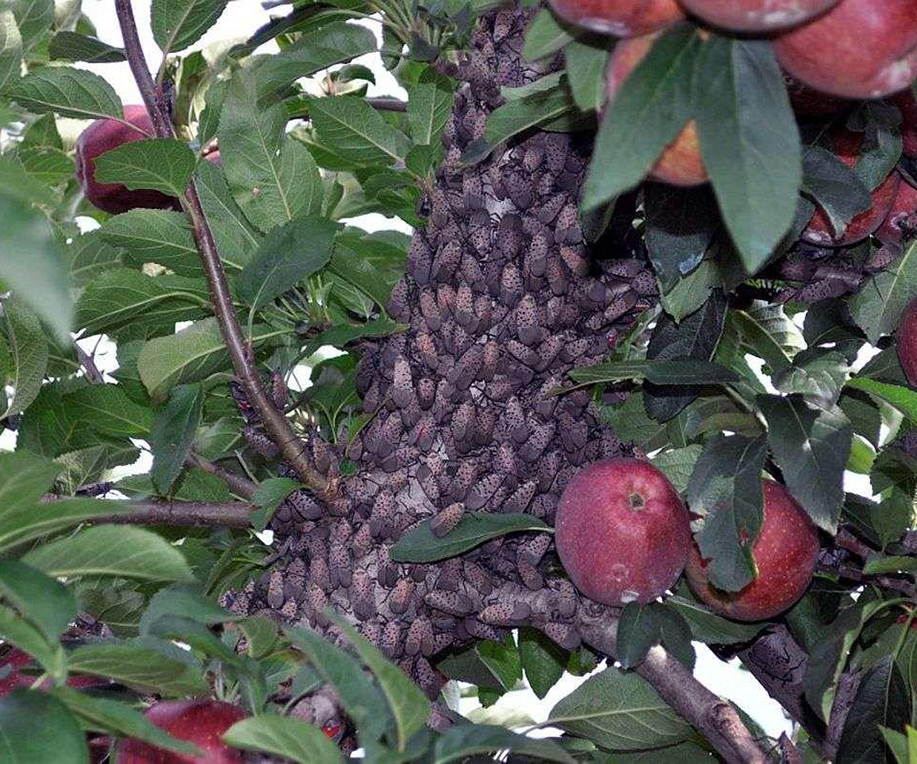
[59,0,839,741]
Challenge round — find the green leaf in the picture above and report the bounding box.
[219,70,323,232]
[772,348,849,407]
[145,614,245,667]
[643,289,728,421]
[0,497,132,554]
[564,38,610,113]
[94,138,196,197]
[283,625,391,744]
[582,25,700,210]
[523,9,574,62]
[193,159,260,270]
[237,216,338,310]
[66,384,154,439]
[100,209,200,276]
[687,434,767,591]
[67,641,209,697]
[1,299,49,417]
[253,22,377,98]
[391,512,550,563]
[408,73,454,145]
[0,449,60,521]
[476,633,522,692]
[21,525,195,582]
[137,318,285,398]
[151,0,228,54]
[309,95,411,167]
[759,395,852,533]
[0,690,89,764]
[48,31,126,63]
[10,66,121,120]
[801,146,872,238]
[667,584,766,644]
[332,615,430,751]
[849,239,917,343]
[66,230,122,288]
[548,666,691,751]
[616,602,694,670]
[12,0,52,52]
[729,303,804,371]
[0,196,73,343]
[650,444,702,494]
[695,36,801,271]
[847,377,917,427]
[0,561,76,641]
[139,586,235,633]
[0,9,22,94]
[644,183,718,292]
[17,145,74,185]
[434,724,575,763]
[658,258,722,323]
[0,603,62,674]
[837,656,910,764]
[51,686,200,758]
[250,477,301,532]
[232,616,277,660]
[223,715,341,764]
[150,383,204,494]
[519,627,567,700]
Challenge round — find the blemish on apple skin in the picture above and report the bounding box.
[252,187,262,196]
[620,589,640,604]
[610,563,629,583]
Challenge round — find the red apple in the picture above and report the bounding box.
[0,648,107,695]
[547,0,684,37]
[774,0,917,99]
[76,105,179,214]
[685,480,819,622]
[606,32,706,186]
[898,299,917,388]
[802,127,901,246]
[680,0,838,32]
[116,699,248,764]
[555,458,691,605]
[875,177,917,247]
[893,90,917,159]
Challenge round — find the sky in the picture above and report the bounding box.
[64,0,796,740]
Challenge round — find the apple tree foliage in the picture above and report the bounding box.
[0,0,914,762]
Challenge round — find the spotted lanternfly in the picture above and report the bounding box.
[479,601,525,626]
[465,472,504,511]
[451,401,476,445]
[328,542,353,588]
[435,558,462,592]
[431,503,465,538]
[409,236,434,285]
[521,422,555,463]
[631,269,659,296]
[425,590,474,616]
[503,480,537,514]
[388,578,415,616]
[350,567,376,620]
[309,555,331,593]
[544,135,568,174]
[542,621,581,650]
[405,617,434,657]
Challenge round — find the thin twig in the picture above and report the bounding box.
[367,97,407,112]
[190,452,258,500]
[74,343,104,384]
[114,0,334,501]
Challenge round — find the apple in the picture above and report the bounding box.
[547,0,684,37]
[116,699,248,764]
[875,177,917,248]
[801,127,901,246]
[0,648,107,695]
[784,73,850,118]
[898,298,917,388]
[680,0,838,32]
[555,458,691,605]
[774,0,917,99]
[685,480,819,622]
[893,90,917,159]
[606,32,706,186]
[75,105,179,214]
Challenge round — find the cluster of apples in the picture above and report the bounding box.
[552,0,917,248]
[555,458,820,621]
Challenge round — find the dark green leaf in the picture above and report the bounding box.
[0,690,89,764]
[837,656,910,764]
[237,216,338,310]
[772,348,849,407]
[0,561,76,641]
[759,394,852,533]
[651,444,702,494]
[223,715,341,764]
[11,67,121,120]
[2,299,49,417]
[94,138,195,197]
[547,666,691,751]
[21,525,194,582]
[569,358,738,387]
[310,95,410,167]
[13,0,52,52]
[391,512,550,563]
[151,0,229,53]
[667,585,766,644]
[434,724,575,763]
[849,239,917,343]
[100,209,199,276]
[523,9,574,61]
[801,146,872,240]
[616,601,694,669]
[519,627,567,700]
[250,477,302,532]
[687,434,766,591]
[48,31,126,62]
[0,10,22,94]
[582,25,700,210]
[847,377,917,427]
[564,37,609,112]
[150,383,204,494]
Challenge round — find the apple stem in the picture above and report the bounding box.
[113,0,335,502]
